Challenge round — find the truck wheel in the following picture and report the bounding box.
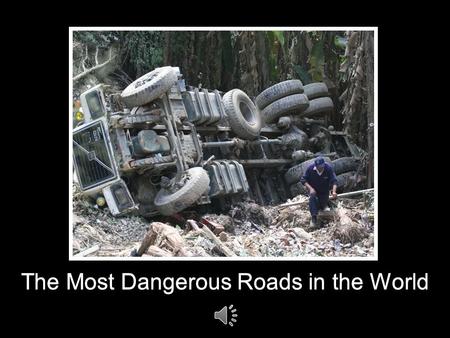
[154,167,210,216]
[331,157,360,175]
[255,80,304,110]
[120,66,178,108]
[336,171,359,193]
[262,94,309,124]
[289,181,308,197]
[300,97,334,117]
[336,171,368,193]
[284,157,332,185]
[222,89,262,140]
[303,82,329,100]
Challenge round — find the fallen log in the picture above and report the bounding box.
[151,222,185,251]
[331,205,369,244]
[335,207,354,227]
[146,245,173,257]
[337,188,374,198]
[74,245,99,257]
[136,222,190,257]
[187,220,236,257]
[136,227,158,256]
[277,188,374,209]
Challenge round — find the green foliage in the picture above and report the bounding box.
[265,32,277,81]
[121,31,164,77]
[308,39,325,81]
[334,35,347,50]
[293,64,312,84]
[74,31,165,79]
[272,31,285,47]
[265,31,285,81]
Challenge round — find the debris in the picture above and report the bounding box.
[73,184,150,256]
[290,227,313,241]
[200,217,225,235]
[250,222,265,234]
[146,245,173,257]
[73,214,84,225]
[331,223,368,245]
[277,188,374,209]
[330,206,369,244]
[333,239,342,252]
[230,202,275,228]
[73,245,100,257]
[73,183,374,257]
[363,234,375,248]
[186,220,236,257]
[219,232,229,242]
[136,222,192,257]
[317,209,336,223]
[201,214,235,233]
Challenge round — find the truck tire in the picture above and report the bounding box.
[331,157,360,175]
[262,94,309,124]
[303,82,329,100]
[300,97,334,117]
[222,89,262,140]
[336,171,357,193]
[120,66,178,108]
[289,181,309,197]
[336,171,368,193]
[154,167,210,216]
[284,156,332,185]
[255,80,304,110]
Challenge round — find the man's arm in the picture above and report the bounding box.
[300,167,316,195]
[329,167,338,199]
[331,184,338,199]
[304,182,316,195]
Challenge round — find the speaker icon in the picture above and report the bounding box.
[214,304,238,326]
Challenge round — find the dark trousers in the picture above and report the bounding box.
[309,192,329,216]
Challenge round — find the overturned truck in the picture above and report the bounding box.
[73,66,367,217]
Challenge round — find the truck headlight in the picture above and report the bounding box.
[96,196,106,207]
[75,111,84,121]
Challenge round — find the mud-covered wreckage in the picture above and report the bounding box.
[73,66,367,218]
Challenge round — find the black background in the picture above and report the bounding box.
[5,7,444,333]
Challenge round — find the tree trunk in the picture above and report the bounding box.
[365,32,374,188]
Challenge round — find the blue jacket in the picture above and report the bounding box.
[300,163,337,194]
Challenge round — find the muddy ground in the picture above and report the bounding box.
[72,184,374,258]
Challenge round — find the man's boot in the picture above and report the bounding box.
[310,215,319,229]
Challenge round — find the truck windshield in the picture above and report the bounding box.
[86,91,105,119]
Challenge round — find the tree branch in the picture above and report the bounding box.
[82,45,88,72]
[73,48,114,82]
[94,46,99,65]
